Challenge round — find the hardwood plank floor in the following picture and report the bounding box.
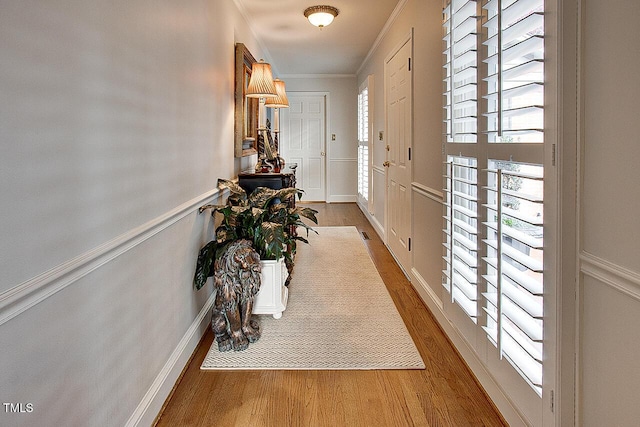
[155,203,506,427]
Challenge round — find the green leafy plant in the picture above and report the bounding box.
[194,179,318,290]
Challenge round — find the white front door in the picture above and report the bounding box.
[280,94,327,202]
[385,38,412,272]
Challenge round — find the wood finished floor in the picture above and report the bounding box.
[155,203,506,427]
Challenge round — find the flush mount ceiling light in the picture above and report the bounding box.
[304,5,339,28]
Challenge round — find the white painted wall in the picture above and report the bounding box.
[356,0,444,296]
[281,76,358,203]
[579,1,640,425]
[0,1,267,425]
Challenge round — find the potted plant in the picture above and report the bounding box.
[194,179,317,349]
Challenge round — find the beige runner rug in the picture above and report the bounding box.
[201,226,425,370]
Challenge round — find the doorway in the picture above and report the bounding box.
[279,93,328,202]
[385,35,413,273]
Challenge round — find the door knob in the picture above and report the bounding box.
[383,161,390,167]
[321,151,326,156]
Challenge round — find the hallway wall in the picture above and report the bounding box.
[578,1,640,424]
[0,1,266,425]
[356,0,443,297]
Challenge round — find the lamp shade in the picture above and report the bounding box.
[246,60,277,98]
[304,5,339,28]
[265,79,289,108]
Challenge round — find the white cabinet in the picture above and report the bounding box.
[252,258,288,319]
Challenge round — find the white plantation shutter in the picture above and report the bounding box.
[483,0,544,143]
[443,0,546,398]
[482,0,545,396]
[358,87,368,143]
[482,161,544,393]
[358,144,369,198]
[443,156,479,320]
[443,0,479,143]
[442,0,480,320]
[357,86,369,201]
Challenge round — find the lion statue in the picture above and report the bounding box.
[211,239,262,351]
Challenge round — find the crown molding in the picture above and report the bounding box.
[357,0,409,75]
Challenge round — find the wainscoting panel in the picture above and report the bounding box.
[0,189,225,328]
[0,189,224,427]
[328,158,357,203]
[410,182,444,304]
[371,165,386,233]
[579,269,640,426]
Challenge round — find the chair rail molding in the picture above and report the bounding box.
[580,250,640,302]
[372,164,385,174]
[411,181,444,203]
[0,187,228,326]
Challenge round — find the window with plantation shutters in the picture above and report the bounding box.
[358,86,369,201]
[443,0,547,401]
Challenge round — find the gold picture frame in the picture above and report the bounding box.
[234,43,259,157]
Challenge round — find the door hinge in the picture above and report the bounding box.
[408,57,411,71]
[408,237,412,251]
[550,390,555,413]
[552,143,556,166]
[408,147,412,161]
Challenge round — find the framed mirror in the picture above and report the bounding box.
[235,43,259,157]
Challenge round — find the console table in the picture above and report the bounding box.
[237,164,297,195]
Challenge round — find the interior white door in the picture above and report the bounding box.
[385,39,412,272]
[280,94,326,201]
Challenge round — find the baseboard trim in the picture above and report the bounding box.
[0,188,227,327]
[356,201,385,240]
[126,292,215,427]
[410,267,443,311]
[327,195,357,203]
[410,269,527,426]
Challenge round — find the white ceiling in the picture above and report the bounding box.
[234,0,402,76]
